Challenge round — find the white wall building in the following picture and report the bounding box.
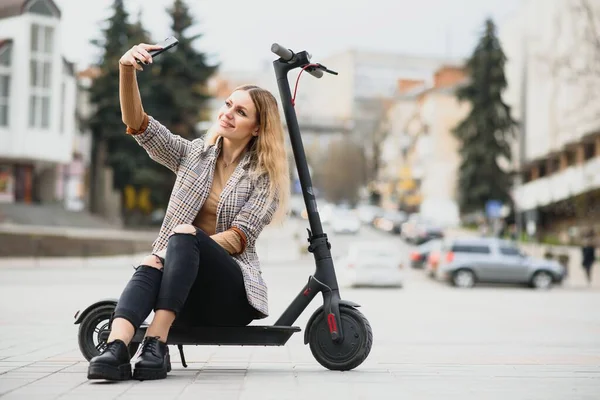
[500,0,600,162]
[500,0,600,234]
[0,0,88,208]
[297,49,456,130]
[291,48,459,198]
[376,66,468,220]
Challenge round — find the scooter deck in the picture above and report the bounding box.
[100,325,301,346]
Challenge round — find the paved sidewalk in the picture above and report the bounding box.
[1,222,599,399]
[2,259,599,400]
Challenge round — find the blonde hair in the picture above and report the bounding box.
[205,85,290,224]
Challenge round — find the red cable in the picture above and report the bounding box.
[292,63,320,107]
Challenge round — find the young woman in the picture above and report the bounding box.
[88,43,290,381]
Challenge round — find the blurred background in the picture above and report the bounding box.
[2,3,600,396]
[0,0,597,288]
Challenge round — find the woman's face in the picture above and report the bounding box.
[215,90,258,141]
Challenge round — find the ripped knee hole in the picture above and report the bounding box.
[140,255,163,270]
[170,224,197,235]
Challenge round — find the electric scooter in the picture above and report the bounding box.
[74,43,373,371]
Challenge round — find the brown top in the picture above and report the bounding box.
[192,157,244,252]
[119,63,244,254]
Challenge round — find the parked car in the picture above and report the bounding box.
[300,202,336,225]
[400,213,422,241]
[410,239,443,269]
[337,241,404,288]
[411,222,444,245]
[331,209,361,235]
[356,204,382,225]
[432,237,566,289]
[373,210,407,234]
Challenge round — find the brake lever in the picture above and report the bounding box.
[316,63,338,75]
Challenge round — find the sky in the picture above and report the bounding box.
[53,0,524,72]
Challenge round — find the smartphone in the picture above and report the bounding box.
[136,36,179,64]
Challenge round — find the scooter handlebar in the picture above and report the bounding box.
[271,43,323,79]
[271,43,293,61]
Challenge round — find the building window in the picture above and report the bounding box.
[0,45,10,127]
[538,163,547,178]
[27,0,57,17]
[29,23,53,129]
[0,76,9,127]
[549,157,560,173]
[565,150,575,166]
[60,81,65,132]
[583,142,595,161]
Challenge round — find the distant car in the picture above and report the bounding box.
[289,195,305,218]
[432,237,566,289]
[331,210,361,234]
[337,241,404,288]
[410,239,442,269]
[300,202,336,224]
[412,222,444,245]
[356,204,382,225]
[401,213,430,242]
[374,211,406,234]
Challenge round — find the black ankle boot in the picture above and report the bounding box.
[133,336,171,380]
[87,339,132,380]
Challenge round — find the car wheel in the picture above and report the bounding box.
[531,271,553,290]
[452,269,475,288]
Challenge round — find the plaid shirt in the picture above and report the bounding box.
[133,116,278,318]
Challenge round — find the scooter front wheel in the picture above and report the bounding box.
[307,305,373,371]
[78,304,139,361]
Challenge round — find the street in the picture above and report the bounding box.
[0,219,599,399]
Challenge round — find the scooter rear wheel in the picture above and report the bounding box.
[308,305,373,371]
[78,304,139,361]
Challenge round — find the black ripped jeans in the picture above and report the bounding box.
[113,228,259,330]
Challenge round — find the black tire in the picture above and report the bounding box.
[530,270,553,290]
[308,305,373,371]
[77,304,139,361]
[452,268,476,288]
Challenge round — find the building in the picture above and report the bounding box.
[500,0,600,240]
[297,48,457,138]
[377,66,469,221]
[0,0,89,209]
[291,48,458,200]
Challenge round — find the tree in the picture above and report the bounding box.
[87,0,133,216]
[107,9,171,223]
[87,0,218,221]
[313,139,366,206]
[147,0,218,139]
[132,0,218,209]
[87,2,169,221]
[352,97,394,188]
[106,9,157,191]
[452,18,517,214]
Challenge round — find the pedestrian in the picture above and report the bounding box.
[581,230,596,285]
[87,42,290,381]
[479,221,489,237]
[509,224,518,241]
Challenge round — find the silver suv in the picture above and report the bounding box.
[435,237,566,289]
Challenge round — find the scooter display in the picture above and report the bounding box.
[74,43,373,371]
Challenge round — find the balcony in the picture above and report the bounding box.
[513,156,600,210]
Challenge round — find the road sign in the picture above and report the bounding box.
[485,200,503,219]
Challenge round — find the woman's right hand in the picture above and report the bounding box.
[119,43,163,71]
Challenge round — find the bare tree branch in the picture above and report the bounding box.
[580,0,600,52]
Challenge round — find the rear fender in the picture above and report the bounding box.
[73,298,118,324]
